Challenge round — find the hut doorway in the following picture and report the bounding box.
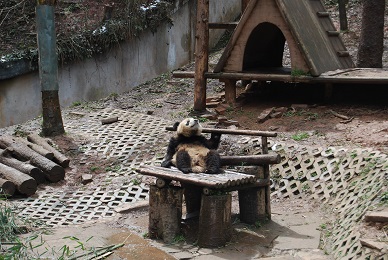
[243,22,287,72]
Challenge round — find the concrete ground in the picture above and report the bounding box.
[30,197,331,260]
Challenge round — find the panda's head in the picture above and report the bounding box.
[176,118,203,137]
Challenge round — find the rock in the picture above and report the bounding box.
[270,112,283,118]
[217,116,228,123]
[114,200,149,213]
[364,211,388,222]
[215,106,227,115]
[291,104,309,109]
[274,106,288,113]
[201,113,218,120]
[222,120,240,127]
[206,101,220,108]
[360,238,387,251]
[257,107,275,123]
[81,174,93,185]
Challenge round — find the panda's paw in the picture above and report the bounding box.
[205,169,219,174]
[180,168,192,174]
[161,160,172,168]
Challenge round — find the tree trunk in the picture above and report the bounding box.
[0,136,65,182]
[36,2,65,136]
[27,133,70,168]
[0,163,37,196]
[356,0,385,68]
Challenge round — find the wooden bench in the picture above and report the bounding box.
[137,126,280,247]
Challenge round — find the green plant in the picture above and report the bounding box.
[379,192,388,205]
[70,101,82,107]
[198,117,208,123]
[90,166,100,172]
[105,165,121,172]
[13,125,29,138]
[172,234,185,244]
[131,178,141,186]
[291,69,309,77]
[291,132,309,141]
[0,201,26,242]
[254,220,262,228]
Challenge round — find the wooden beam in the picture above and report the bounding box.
[166,126,277,137]
[173,70,388,84]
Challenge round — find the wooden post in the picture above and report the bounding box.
[238,136,271,223]
[36,0,64,136]
[198,194,232,248]
[221,79,237,105]
[148,185,183,243]
[262,136,271,219]
[193,0,209,112]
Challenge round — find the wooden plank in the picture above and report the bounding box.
[276,0,347,75]
[137,165,258,189]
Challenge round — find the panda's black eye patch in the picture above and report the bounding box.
[186,120,190,126]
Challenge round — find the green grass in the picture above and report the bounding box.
[291,132,309,141]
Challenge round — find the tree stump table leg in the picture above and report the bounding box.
[238,187,267,224]
[238,165,269,224]
[148,185,183,243]
[198,193,232,248]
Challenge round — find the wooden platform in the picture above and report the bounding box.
[138,165,270,189]
[173,68,388,85]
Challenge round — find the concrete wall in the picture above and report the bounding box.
[0,0,240,128]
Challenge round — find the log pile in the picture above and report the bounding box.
[0,134,69,197]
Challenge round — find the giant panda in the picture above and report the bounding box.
[161,118,222,174]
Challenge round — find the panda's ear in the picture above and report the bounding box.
[172,122,180,130]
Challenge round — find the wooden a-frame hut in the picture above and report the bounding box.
[215,0,354,76]
[174,0,357,110]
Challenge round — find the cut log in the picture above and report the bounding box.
[0,148,45,184]
[101,117,119,125]
[0,136,65,182]
[27,133,70,168]
[15,137,54,160]
[148,185,183,243]
[0,178,16,196]
[0,163,37,196]
[198,194,232,248]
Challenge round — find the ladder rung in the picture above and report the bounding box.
[317,11,330,17]
[327,31,340,36]
[337,51,350,57]
[209,22,238,30]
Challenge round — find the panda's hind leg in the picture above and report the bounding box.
[205,150,221,174]
[176,150,192,174]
